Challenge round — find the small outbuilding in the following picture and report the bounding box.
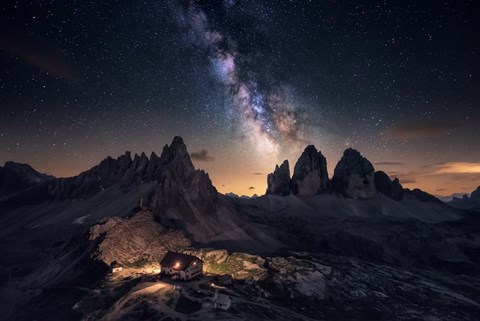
[202,290,232,311]
[214,293,232,310]
[110,261,123,273]
[160,251,203,281]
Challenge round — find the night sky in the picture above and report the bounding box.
[1,0,479,196]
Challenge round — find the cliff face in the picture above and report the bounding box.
[291,145,329,196]
[331,148,376,199]
[266,160,291,196]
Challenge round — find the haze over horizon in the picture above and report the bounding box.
[1,0,479,196]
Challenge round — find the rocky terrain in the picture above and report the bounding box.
[0,136,479,320]
[67,251,480,320]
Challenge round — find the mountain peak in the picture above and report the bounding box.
[471,186,480,199]
[291,145,329,196]
[0,161,54,197]
[171,135,185,146]
[160,136,195,176]
[266,159,291,196]
[4,161,31,170]
[332,148,376,199]
[3,161,53,181]
[342,147,363,158]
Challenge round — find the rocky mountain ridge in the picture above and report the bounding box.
[266,144,442,203]
[2,136,446,206]
[0,161,54,197]
[0,137,212,207]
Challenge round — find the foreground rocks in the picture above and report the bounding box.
[89,210,191,265]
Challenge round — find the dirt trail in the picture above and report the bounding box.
[106,282,174,321]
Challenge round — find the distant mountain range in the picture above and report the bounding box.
[447,187,480,212]
[0,136,479,320]
[435,193,469,203]
[224,192,259,199]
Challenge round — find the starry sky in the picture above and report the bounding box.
[1,0,479,196]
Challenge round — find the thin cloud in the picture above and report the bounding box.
[386,171,401,176]
[421,162,480,175]
[387,172,417,185]
[375,161,404,166]
[385,120,461,140]
[389,162,480,188]
[248,186,256,190]
[190,149,214,162]
[397,177,417,184]
[0,32,76,80]
[252,172,263,175]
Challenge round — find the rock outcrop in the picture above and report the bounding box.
[89,210,190,265]
[374,171,404,201]
[291,145,329,196]
[147,137,270,248]
[158,136,195,179]
[152,137,217,212]
[266,160,291,196]
[151,137,233,242]
[332,148,376,199]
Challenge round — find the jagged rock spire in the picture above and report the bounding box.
[266,160,291,196]
[291,145,329,196]
[160,136,195,179]
[332,148,376,199]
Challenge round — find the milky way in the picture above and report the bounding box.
[176,2,308,156]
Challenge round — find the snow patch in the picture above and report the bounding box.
[73,215,90,225]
